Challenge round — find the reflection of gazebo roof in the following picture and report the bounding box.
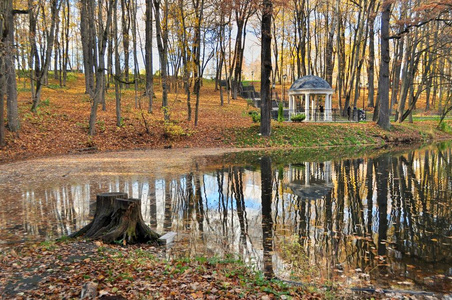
[289,179,333,200]
[289,75,333,94]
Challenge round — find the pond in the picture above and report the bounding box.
[1,145,451,293]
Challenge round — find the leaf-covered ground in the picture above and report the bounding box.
[1,73,451,164]
[0,239,329,299]
[2,239,445,299]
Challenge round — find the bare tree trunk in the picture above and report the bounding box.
[367,0,377,107]
[218,18,224,106]
[260,0,272,137]
[5,0,19,132]
[31,0,61,112]
[145,0,154,113]
[336,1,344,113]
[271,12,278,84]
[53,12,60,80]
[132,0,139,109]
[231,19,245,100]
[62,0,70,86]
[193,0,205,126]
[0,61,4,146]
[230,2,255,100]
[121,0,131,89]
[325,0,335,86]
[154,0,169,121]
[114,1,121,127]
[88,0,115,135]
[80,0,95,95]
[377,1,391,130]
[178,0,191,120]
[0,4,5,146]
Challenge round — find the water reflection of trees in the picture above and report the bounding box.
[3,146,451,290]
[285,148,452,288]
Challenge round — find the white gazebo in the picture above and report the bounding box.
[288,75,334,121]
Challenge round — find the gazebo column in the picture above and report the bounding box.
[325,94,331,121]
[329,94,333,121]
[288,95,293,121]
[289,94,293,121]
[305,93,310,120]
[330,94,333,120]
[311,97,315,121]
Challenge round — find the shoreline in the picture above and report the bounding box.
[2,121,452,165]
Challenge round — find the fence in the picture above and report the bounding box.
[286,108,367,122]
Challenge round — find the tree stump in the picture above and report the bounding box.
[71,192,160,244]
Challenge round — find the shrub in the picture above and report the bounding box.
[438,121,452,133]
[291,113,306,122]
[249,111,261,123]
[163,121,190,139]
[277,102,284,122]
[41,98,50,106]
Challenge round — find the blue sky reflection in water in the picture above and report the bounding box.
[0,145,451,293]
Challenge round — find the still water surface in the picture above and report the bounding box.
[1,145,451,292]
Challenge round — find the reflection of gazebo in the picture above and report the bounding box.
[287,161,333,200]
[288,75,334,121]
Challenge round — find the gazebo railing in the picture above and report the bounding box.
[289,109,337,122]
[288,108,367,122]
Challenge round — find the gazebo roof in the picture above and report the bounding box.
[289,75,333,92]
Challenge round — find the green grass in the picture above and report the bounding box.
[227,123,381,148]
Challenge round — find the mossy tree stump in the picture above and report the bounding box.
[71,192,160,244]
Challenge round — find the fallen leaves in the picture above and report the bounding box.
[0,239,319,299]
[1,74,253,164]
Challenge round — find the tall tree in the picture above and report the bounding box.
[61,0,71,86]
[154,0,170,121]
[145,0,154,113]
[4,0,20,133]
[260,0,272,136]
[193,0,205,126]
[80,0,96,95]
[377,0,391,130]
[131,0,139,108]
[177,0,191,120]
[0,0,6,146]
[87,0,116,135]
[121,0,131,88]
[114,0,122,127]
[30,0,61,112]
[366,0,377,108]
[230,0,256,99]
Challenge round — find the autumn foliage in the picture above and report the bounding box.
[0,74,255,163]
